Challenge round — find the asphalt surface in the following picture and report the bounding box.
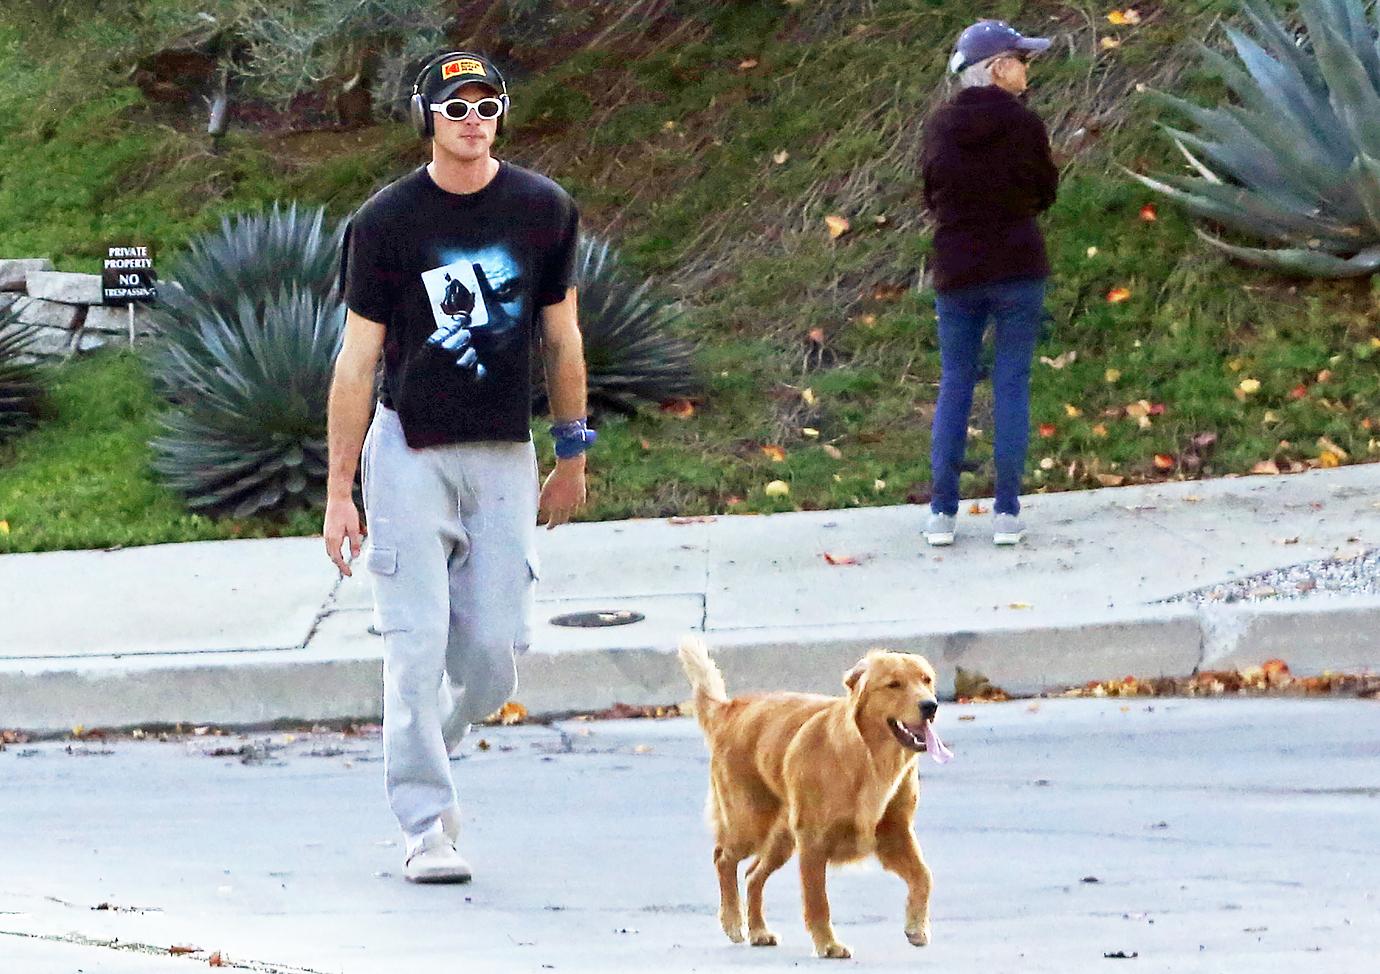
[2,698,1377,973]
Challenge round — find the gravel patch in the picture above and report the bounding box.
[1165,546,1379,604]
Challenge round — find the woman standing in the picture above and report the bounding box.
[921,20,1058,546]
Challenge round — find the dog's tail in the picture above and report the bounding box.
[678,635,728,729]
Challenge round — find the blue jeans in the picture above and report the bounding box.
[930,277,1046,517]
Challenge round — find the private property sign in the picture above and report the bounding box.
[102,245,157,303]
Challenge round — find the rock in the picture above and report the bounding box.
[25,271,103,305]
[0,258,54,291]
[84,304,157,335]
[0,292,18,314]
[77,329,117,353]
[20,326,76,358]
[13,297,81,330]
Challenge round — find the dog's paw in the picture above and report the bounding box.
[720,915,745,944]
[749,929,778,947]
[906,920,931,947]
[815,941,852,959]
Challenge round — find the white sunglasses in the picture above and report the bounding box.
[430,96,506,122]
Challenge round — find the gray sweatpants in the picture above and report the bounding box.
[361,404,539,853]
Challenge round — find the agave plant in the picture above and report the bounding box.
[149,287,344,518]
[148,203,344,383]
[536,235,701,417]
[1131,0,1380,277]
[0,308,44,443]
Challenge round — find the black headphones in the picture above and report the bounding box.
[408,51,509,139]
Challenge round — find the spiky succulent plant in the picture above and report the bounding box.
[148,203,344,387]
[536,235,700,417]
[1132,0,1380,277]
[0,307,44,443]
[149,287,344,517]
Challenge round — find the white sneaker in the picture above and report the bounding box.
[993,513,1026,546]
[924,512,956,546]
[404,832,472,884]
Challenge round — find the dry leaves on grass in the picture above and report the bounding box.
[660,398,696,419]
[954,667,1010,703]
[825,214,850,239]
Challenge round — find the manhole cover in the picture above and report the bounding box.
[549,609,646,628]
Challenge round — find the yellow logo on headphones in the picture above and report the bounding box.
[442,58,485,80]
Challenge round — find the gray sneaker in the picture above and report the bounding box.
[924,512,956,546]
[993,513,1026,546]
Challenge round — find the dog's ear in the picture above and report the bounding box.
[843,658,868,693]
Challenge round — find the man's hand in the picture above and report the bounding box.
[324,496,366,575]
[539,457,587,530]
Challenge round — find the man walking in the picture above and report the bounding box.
[921,20,1058,546]
[323,51,593,883]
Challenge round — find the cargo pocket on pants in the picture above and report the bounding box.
[515,554,540,654]
[365,544,412,634]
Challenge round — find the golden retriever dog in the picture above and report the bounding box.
[678,636,945,959]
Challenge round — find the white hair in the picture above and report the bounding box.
[959,56,1000,89]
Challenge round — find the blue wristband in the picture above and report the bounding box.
[551,419,597,459]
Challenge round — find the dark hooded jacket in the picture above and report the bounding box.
[921,85,1059,293]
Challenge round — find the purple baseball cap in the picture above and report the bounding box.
[948,20,1052,74]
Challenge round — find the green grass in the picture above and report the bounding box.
[0,351,318,554]
[0,0,1377,552]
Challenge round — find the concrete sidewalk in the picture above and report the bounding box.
[2,466,1379,732]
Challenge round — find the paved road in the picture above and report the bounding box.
[2,698,1377,972]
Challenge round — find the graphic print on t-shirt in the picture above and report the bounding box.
[419,246,527,381]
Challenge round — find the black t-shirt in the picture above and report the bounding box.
[340,161,579,448]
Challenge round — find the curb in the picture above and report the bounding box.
[3,597,1377,735]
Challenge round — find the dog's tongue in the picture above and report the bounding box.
[923,722,954,764]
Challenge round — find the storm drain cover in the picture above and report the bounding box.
[549,609,646,628]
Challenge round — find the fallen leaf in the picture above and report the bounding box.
[169,946,200,956]
[1137,414,1153,430]
[1064,403,1083,418]
[1139,203,1157,221]
[1040,456,1056,470]
[857,313,878,327]
[660,398,696,418]
[807,327,825,344]
[668,515,716,525]
[1086,246,1099,258]
[738,57,759,70]
[209,952,226,967]
[825,214,850,239]
[495,701,527,725]
[821,444,843,460]
[873,479,886,493]
[1107,286,1132,303]
[801,386,817,405]
[1316,368,1333,383]
[822,552,859,566]
[772,149,789,165]
[1039,422,1057,437]
[1289,384,1308,400]
[1041,350,1077,369]
[761,444,787,462]
[0,520,9,535]
[1105,368,1121,383]
[1251,459,1281,475]
[633,744,653,754]
[1092,423,1109,438]
[1125,401,1150,419]
[873,214,889,226]
[801,427,820,438]
[1096,473,1125,486]
[1008,601,1033,609]
[1319,450,1342,468]
[1100,36,1122,49]
[1153,453,1176,471]
[725,495,743,505]
[1108,8,1142,25]
[1237,377,1261,396]
[1263,410,1280,424]
[1317,436,1349,460]
[476,738,490,751]
[967,502,988,515]
[764,479,790,497]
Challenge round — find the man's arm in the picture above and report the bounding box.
[323,310,385,574]
[538,287,589,530]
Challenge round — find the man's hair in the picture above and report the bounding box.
[959,56,1000,89]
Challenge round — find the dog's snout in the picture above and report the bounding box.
[920,700,938,720]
